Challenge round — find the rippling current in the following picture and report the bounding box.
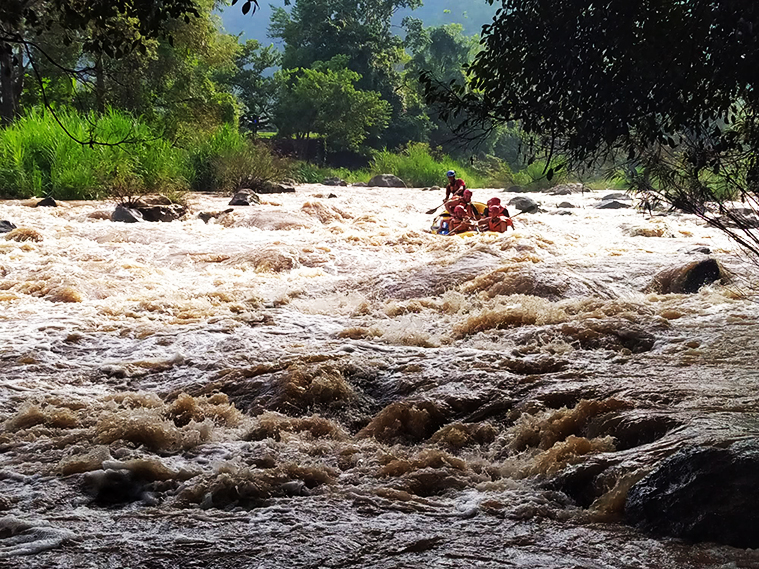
[1,185,758,568]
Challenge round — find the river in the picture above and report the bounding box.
[1,185,758,568]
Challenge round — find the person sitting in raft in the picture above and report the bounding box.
[445,188,478,218]
[484,197,509,218]
[449,205,476,234]
[479,203,514,233]
[444,170,466,202]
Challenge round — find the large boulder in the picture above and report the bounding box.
[645,259,722,294]
[508,195,539,213]
[111,206,143,223]
[625,441,759,548]
[0,221,17,234]
[368,174,406,188]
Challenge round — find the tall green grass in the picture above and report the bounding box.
[0,108,188,200]
[368,143,488,188]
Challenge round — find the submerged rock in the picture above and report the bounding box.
[508,195,539,213]
[645,259,723,294]
[625,441,759,548]
[558,202,576,208]
[368,174,406,188]
[0,220,17,234]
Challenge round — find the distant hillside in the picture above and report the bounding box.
[217,0,497,44]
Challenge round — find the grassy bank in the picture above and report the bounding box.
[0,108,612,200]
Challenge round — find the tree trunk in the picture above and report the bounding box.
[0,44,19,126]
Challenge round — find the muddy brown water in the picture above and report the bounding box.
[1,187,758,568]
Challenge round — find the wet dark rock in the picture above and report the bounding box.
[134,195,172,207]
[506,185,524,193]
[508,196,539,213]
[327,193,338,199]
[558,202,576,208]
[0,220,17,234]
[278,480,311,496]
[83,469,146,505]
[685,246,711,255]
[625,441,759,548]
[111,206,143,223]
[645,259,723,294]
[585,412,681,451]
[351,182,369,187]
[613,324,657,353]
[595,200,631,210]
[229,191,260,206]
[555,210,573,216]
[323,177,347,186]
[35,197,57,207]
[136,204,187,222]
[198,209,234,223]
[546,458,613,508]
[249,180,295,194]
[368,174,406,188]
[549,183,586,196]
[601,192,632,201]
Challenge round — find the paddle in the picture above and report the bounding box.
[426,202,445,215]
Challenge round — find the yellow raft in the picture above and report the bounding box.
[430,202,512,236]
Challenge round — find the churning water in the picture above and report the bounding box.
[1,186,758,568]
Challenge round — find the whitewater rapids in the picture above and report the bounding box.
[0,185,758,568]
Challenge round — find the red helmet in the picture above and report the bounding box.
[487,197,501,207]
[453,205,466,218]
[462,189,472,202]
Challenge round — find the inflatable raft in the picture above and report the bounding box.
[430,202,512,236]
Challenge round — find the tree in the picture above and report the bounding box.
[215,38,280,133]
[269,0,421,148]
[0,0,259,129]
[404,20,480,154]
[273,56,391,153]
[425,0,759,255]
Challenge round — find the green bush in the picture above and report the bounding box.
[186,125,287,192]
[368,143,487,188]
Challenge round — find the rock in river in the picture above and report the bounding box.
[626,441,759,549]
[645,258,723,294]
[368,174,406,188]
[0,220,17,234]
